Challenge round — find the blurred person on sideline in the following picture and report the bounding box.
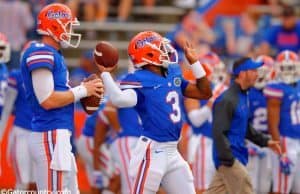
[248,0,283,30]
[246,55,276,194]
[259,5,300,55]
[166,11,215,66]
[214,13,260,59]
[0,41,35,190]
[0,0,34,69]
[205,57,281,194]
[68,0,133,22]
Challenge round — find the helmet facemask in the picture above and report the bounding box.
[276,61,297,84]
[211,63,227,85]
[0,40,10,63]
[254,66,270,89]
[58,18,81,48]
[143,38,178,68]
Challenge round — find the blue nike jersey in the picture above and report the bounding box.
[120,64,189,142]
[21,42,74,132]
[117,107,142,138]
[264,81,300,138]
[185,99,212,137]
[7,69,33,129]
[0,63,8,116]
[248,87,268,133]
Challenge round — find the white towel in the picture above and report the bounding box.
[50,130,73,171]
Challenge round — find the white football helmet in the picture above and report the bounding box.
[254,55,275,89]
[275,50,299,84]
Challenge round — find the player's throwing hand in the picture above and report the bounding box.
[184,41,198,64]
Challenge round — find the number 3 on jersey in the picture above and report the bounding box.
[166,91,181,123]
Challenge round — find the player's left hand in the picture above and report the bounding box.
[268,140,281,155]
[183,41,198,64]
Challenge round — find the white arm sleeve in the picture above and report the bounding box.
[101,72,137,108]
[32,68,54,104]
[188,106,212,127]
[0,86,17,140]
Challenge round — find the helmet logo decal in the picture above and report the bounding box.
[136,36,158,49]
[47,10,71,19]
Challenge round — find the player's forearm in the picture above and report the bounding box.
[191,61,212,99]
[196,77,212,98]
[246,124,270,147]
[41,91,75,110]
[101,72,137,107]
[269,127,281,142]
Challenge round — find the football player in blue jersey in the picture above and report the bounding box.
[264,50,300,194]
[0,41,35,190]
[0,32,10,177]
[246,55,275,194]
[184,52,228,194]
[98,31,212,194]
[0,33,10,124]
[20,3,103,193]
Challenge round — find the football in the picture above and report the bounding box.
[94,41,119,68]
[80,74,102,115]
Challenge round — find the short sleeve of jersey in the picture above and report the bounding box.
[119,73,143,89]
[119,73,144,102]
[263,83,284,99]
[25,45,54,72]
[7,70,19,90]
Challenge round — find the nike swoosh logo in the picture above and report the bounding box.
[154,150,163,154]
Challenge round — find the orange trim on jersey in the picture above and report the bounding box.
[194,143,200,188]
[85,138,93,154]
[133,143,151,194]
[138,144,151,194]
[51,130,62,192]
[29,51,53,56]
[133,160,144,193]
[201,136,205,190]
[12,136,21,183]
[118,138,132,193]
[43,132,52,191]
[125,137,131,160]
[277,165,282,193]
[27,59,54,67]
[57,171,63,191]
[283,138,288,193]
[124,137,132,192]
